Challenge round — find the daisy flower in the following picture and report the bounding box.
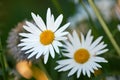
[18,8,70,64]
[55,30,108,78]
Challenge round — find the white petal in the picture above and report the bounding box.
[77,68,81,78]
[96,49,109,55]
[57,59,73,65]
[62,53,73,58]
[25,21,41,34]
[46,8,52,29]
[90,36,103,50]
[43,46,49,55]
[51,14,54,22]
[94,57,108,63]
[54,14,63,31]
[68,66,78,77]
[73,30,80,44]
[31,12,46,31]
[55,23,70,34]
[53,41,63,47]
[58,64,75,72]
[21,45,33,50]
[36,52,43,59]
[84,63,92,77]
[55,65,65,70]
[55,37,67,41]
[23,25,36,34]
[18,43,26,47]
[68,33,74,44]
[37,15,46,30]
[86,69,91,77]
[89,68,94,73]
[91,62,98,70]
[82,67,86,76]
[73,30,81,49]
[19,33,35,38]
[86,30,91,41]
[52,43,59,53]
[50,15,55,31]
[81,33,85,48]
[56,31,68,36]
[92,42,107,53]
[86,62,94,73]
[64,41,74,53]
[20,38,38,42]
[28,51,37,59]
[25,44,43,54]
[25,48,35,54]
[85,30,93,47]
[94,63,102,68]
[36,49,44,59]
[44,52,49,64]
[49,45,55,58]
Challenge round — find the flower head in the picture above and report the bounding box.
[55,30,108,78]
[18,8,70,64]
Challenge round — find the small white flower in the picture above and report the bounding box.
[55,30,108,78]
[18,8,70,64]
[118,24,120,31]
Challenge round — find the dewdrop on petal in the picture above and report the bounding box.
[16,60,32,79]
[55,30,108,78]
[18,8,70,64]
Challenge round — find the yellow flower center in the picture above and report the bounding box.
[74,48,90,64]
[40,30,55,45]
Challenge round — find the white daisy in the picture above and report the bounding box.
[18,8,70,64]
[55,30,108,78]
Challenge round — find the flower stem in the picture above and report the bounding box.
[88,0,120,56]
[0,38,7,80]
